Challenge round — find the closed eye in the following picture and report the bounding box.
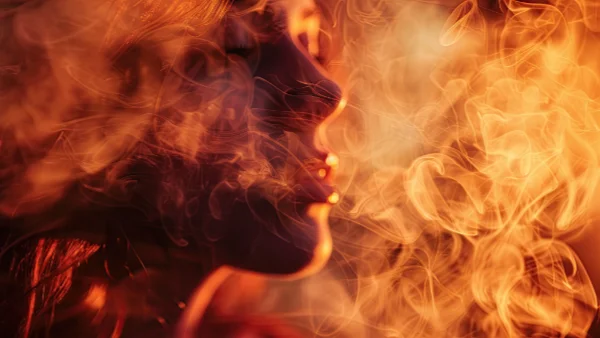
[297,28,327,66]
[223,17,257,57]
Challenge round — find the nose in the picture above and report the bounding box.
[252,34,342,134]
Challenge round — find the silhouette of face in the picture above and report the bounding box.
[195,0,342,276]
[0,0,343,334]
[117,1,344,334]
[80,0,344,280]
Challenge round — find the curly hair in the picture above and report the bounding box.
[0,0,278,335]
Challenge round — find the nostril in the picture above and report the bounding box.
[287,80,340,106]
[314,79,342,111]
[286,79,342,118]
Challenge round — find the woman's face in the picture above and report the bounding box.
[1,0,342,303]
[123,0,344,278]
[199,0,342,276]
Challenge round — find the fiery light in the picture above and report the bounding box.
[327,192,340,204]
[325,153,339,168]
[84,284,108,310]
[246,0,600,337]
[5,0,600,336]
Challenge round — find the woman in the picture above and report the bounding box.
[0,0,344,336]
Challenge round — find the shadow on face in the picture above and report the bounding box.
[113,0,344,276]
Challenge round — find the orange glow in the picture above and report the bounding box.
[8,0,600,337]
[84,284,108,310]
[297,203,334,278]
[325,153,339,168]
[176,267,235,338]
[327,192,339,204]
[247,0,600,337]
[286,0,321,57]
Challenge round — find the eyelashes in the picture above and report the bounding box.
[223,18,257,57]
[222,7,327,65]
[224,37,255,57]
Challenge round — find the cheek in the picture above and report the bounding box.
[208,183,331,276]
[250,39,342,131]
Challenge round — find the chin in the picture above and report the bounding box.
[285,202,333,279]
[175,200,334,338]
[236,201,334,280]
[201,127,340,275]
[210,179,337,278]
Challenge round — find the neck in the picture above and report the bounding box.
[175,266,235,337]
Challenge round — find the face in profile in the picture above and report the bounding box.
[0,0,342,335]
[190,0,343,276]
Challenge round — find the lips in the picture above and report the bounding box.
[256,128,339,206]
[294,152,339,204]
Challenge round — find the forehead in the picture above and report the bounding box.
[272,0,317,12]
[232,0,318,16]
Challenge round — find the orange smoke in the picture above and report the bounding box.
[4,0,600,336]
[247,0,600,337]
[0,0,233,217]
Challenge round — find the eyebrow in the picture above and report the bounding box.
[301,7,318,20]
